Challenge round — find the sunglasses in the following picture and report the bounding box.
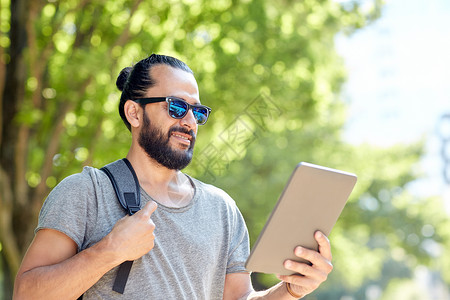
[132,97,212,125]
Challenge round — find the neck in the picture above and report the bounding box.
[126,149,178,186]
[125,142,194,208]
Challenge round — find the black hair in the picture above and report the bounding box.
[116,54,194,131]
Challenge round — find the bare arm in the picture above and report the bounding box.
[223,231,333,300]
[13,201,157,300]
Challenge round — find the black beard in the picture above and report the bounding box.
[138,112,196,170]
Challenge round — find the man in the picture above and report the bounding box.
[14,54,333,299]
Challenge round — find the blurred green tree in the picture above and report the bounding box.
[1,0,449,299]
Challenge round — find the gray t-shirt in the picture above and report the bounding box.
[37,166,250,299]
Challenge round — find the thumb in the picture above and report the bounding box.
[138,201,158,217]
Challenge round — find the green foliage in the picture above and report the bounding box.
[2,0,449,297]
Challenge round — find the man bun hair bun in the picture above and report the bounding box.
[116,66,132,92]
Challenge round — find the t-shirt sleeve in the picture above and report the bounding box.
[36,167,97,251]
[226,202,250,274]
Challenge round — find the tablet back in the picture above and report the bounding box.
[245,162,357,275]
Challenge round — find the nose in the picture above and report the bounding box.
[181,108,197,128]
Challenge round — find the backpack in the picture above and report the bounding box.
[77,158,141,300]
[101,158,142,294]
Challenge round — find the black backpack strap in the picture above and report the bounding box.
[100,158,142,294]
[112,261,134,294]
[101,158,141,215]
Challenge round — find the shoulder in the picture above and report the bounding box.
[53,166,107,193]
[37,166,108,249]
[41,166,109,213]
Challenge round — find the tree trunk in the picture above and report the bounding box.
[0,0,29,288]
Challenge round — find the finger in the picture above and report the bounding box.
[314,231,332,261]
[277,274,321,296]
[292,247,333,273]
[277,273,316,288]
[283,257,331,279]
[138,201,158,218]
[283,259,312,276]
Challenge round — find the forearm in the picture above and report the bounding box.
[14,238,121,300]
[247,282,302,300]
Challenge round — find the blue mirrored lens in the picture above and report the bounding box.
[169,99,209,124]
[192,108,207,124]
[169,100,188,118]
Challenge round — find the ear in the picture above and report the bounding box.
[124,100,142,128]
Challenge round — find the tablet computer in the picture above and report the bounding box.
[245,162,357,275]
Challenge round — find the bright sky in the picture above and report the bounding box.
[336,0,450,204]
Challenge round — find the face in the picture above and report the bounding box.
[137,65,201,170]
[138,112,195,170]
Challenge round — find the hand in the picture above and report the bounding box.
[277,231,333,298]
[105,201,158,263]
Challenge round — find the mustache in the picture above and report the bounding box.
[168,126,196,141]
